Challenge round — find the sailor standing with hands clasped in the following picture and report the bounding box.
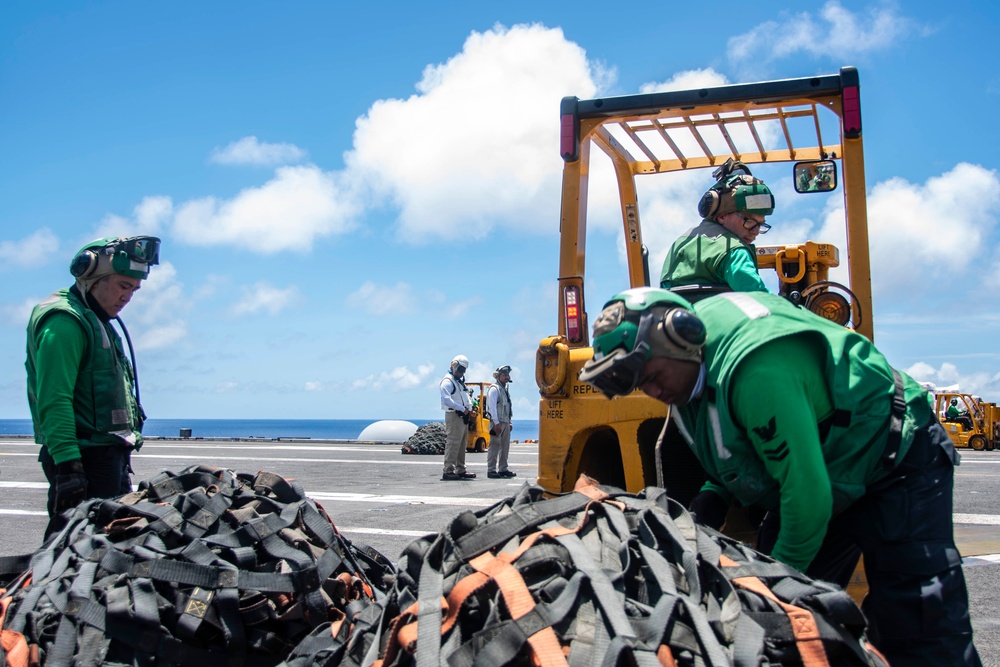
[486,365,515,479]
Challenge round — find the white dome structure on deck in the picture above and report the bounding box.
[357,420,419,442]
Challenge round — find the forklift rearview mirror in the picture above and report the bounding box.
[793,160,838,193]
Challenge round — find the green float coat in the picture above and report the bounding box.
[26,288,142,464]
[673,292,932,569]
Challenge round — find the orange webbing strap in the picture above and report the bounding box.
[657,644,678,667]
[390,597,446,660]
[1,592,29,667]
[470,552,568,667]
[390,486,612,666]
[439,499,601,636]
[574,475,628,511]
[866,641,888,664]
[719,555,831,667]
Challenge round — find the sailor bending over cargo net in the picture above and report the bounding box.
[25,236,160,540]
[660,159,774,297]
[579,287,982,666]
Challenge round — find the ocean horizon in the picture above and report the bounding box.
[0,418,541,442]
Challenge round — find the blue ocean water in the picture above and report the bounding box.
[0,418,541,442]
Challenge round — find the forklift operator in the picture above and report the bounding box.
[946,398,974,430]
[660,160,774,295]
[579,287,981,667]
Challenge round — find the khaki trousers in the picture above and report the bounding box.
[486,423,511,473]
[443,411,468,474]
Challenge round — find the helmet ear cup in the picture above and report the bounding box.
[697,189,721,218]
[70,250,99,278]
[660,309,707,355]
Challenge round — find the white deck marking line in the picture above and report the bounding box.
[964,554,1000,564]
[337,527,434,537]
[0,452,533,467]
[0,483,501,507]
[0,482,997,518]
[0,439,539,451]
[954,513,1000,525]
[310,492,497,507]
[0,509,48,516]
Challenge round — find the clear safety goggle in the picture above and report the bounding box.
[108,236,160,265]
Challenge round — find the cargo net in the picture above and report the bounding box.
[281,476,888,667]
[0,465,395,667]
[400,422,445,455]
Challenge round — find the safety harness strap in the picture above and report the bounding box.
[720,553,832,667]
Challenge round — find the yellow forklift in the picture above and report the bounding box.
[464,382,493,453]
[537,66,871,498]
[535,67,872,597]
[935,392,999,451]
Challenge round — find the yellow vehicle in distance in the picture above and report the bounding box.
[464,382,493,453]
[935,392,999,451]
[536,67,872,502]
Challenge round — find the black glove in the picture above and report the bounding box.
[687,490,729,530]
[52,459,88,514]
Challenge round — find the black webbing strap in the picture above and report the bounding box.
[4,466,393,665]
[415,537,446,667]
[452,490,601,562]
[0,553,32,583]
[882,368,907,470]
[445,571,587,667]
[177,586,216,639]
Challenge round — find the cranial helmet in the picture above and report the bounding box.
[493,365,512,380]
[70,236,161,293]
[950,398,958,406]
[451,355,469,372]
[697,159,775,219]
[579,288,707,398]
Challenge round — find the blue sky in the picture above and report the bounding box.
[2,0,999,421]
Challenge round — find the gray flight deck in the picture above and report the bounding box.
[1,436,998,662]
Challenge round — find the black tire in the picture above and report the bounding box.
[474,438,486,453]
[970,435,987,451]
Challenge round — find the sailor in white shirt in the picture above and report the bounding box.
[440,355,475,480]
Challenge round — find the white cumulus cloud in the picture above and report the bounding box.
[346,281,415,315]
[120,261,190,351]
[345,23,606,242]
[905,361,1000,398]
[727,1,925,77]
[0,229,62,270]
[172,165,359,253]
[94,196,173,241]
[210,136,307,166]
[352,363,435,391]
[817,162,1000,294]
[639,68,729,94]
[2,297,41,328]
[230,281,301,316]
[109,24,614,253]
